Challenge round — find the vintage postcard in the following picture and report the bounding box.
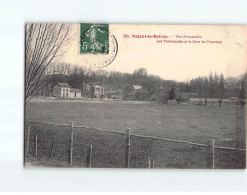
[24,24,246,169]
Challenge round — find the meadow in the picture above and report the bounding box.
[25,99,246,168]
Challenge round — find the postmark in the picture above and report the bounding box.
[79,23,118,68]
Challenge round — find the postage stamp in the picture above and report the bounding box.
[80,23,109,54]
[79,23,118,68]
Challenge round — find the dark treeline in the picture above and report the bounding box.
[44,63,177,100]
[41,63,246,106]
[178,71,246,107]
[179,72,246,99]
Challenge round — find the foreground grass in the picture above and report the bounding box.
[25,100,246,168]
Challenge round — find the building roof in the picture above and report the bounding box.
[56,82,70,87]
[70,88,82,93]
[133,85,142,90]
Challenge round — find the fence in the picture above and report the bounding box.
[24,120,246,168]
[189,98,232,103]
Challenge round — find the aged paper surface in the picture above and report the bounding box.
[25,24,246,168]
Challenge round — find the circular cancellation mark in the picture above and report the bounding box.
[80,25,118,68]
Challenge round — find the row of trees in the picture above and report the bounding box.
[44,65,169,100]
[178,72,246,107]
[35,61,247,107]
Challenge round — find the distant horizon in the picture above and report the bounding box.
[52,61,246,83]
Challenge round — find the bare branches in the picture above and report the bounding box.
[25,23,72,102]
[47,62,71,75]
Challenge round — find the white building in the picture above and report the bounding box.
[52,82,82,99]
[69,88,82,99]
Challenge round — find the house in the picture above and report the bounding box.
[132,85,142,93]
[92,85,104,98]
[69,88,82,99]
[52,82,82,99]
[120,85,142,101]
[53,82,70,98]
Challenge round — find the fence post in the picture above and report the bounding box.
[69,121,74,165]
[35,134,38,157]
[150,158,154,168]
[50,137,55,158]
[26,121,31,155]
[206,139,215,169]
[86,145,92,168]
[125,128,131,168]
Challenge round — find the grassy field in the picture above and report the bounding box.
[25,99,246,168]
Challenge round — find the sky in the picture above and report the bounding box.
[61,24,247,82]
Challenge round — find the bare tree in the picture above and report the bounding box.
[25,23,72,102]
[48,62,71,75]
[96,69,109,77]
